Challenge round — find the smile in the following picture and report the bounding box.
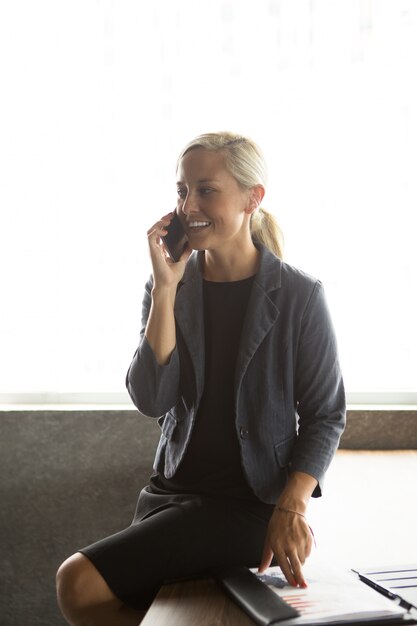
[187,221,211,229]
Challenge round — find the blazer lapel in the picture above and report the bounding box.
[173,246,282,403]
[235,246,282,390]
[174,253,205,402]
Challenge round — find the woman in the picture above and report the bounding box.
[56,132,346,626]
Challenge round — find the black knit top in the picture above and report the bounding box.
[151,275,259,500]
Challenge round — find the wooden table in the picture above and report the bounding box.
[141,577,256,625]
[140,573,411,626]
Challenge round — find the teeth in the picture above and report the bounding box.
[188,221,211,228]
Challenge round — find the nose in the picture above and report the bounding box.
[180,191,199,217]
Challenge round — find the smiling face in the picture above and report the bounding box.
[176,147,255,254]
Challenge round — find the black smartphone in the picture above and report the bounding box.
[161,212,188,262]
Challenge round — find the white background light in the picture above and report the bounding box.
[1,1,416,402]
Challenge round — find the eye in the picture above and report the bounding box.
[177,187,187,199]
[199,187,214,195]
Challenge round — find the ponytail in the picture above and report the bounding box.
[251,207,284,259]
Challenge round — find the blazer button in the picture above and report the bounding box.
[239,427,249,439]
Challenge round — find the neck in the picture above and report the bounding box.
[203,241,260,282]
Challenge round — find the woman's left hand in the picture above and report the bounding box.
[258,471,317,587]
[259,507,314,587]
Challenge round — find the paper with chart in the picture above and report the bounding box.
[252,559,408,624]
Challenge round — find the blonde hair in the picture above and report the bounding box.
[177,131,284,259]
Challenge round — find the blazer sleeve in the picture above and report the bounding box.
[125,276,180,417]
[291,280,346,495]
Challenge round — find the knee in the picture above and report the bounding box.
[56,552,93,617]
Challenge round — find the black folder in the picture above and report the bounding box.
[214,565,299,625]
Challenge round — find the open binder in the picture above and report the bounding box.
[214,561,417,626]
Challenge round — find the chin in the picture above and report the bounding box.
[187,236,208,251]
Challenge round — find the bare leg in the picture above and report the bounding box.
[56,552,147,626]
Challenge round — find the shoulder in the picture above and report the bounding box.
[280,259,320,289]
[280,261,324,314]
[257,244,321,298]
[280,262,327,323]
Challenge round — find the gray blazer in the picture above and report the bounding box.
[126,244,346,504]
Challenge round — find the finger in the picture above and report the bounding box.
[275,552,297,588]
[296,526,314,564]
[157,211,175,224]
[147,223,168,238]
[147,212,175,237]
[287,552,307,588]
[147,233,167,259]
[258,544,274,574]
[296,541,307,565]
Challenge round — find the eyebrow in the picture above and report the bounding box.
[176,178,218,185]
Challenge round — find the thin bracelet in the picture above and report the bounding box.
[275,506,317,547]
[275,506,306,519]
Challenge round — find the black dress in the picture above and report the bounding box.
[80,276,274,610]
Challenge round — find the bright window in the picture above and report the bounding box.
[1,1,416,403]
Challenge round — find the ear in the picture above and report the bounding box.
[245,185,266,215]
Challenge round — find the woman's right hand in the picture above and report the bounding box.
[145,212,191,365]
[147,212,192,289]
